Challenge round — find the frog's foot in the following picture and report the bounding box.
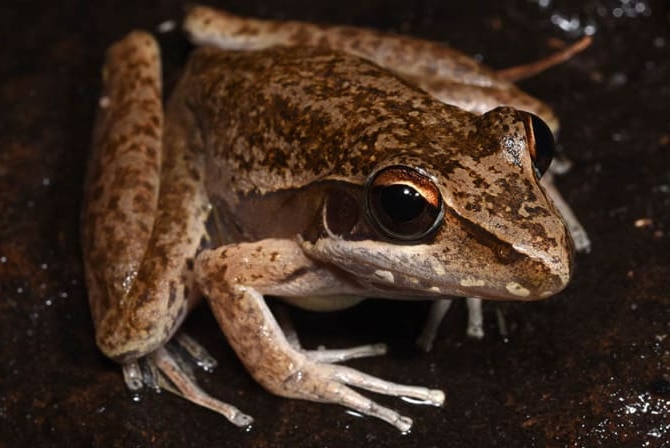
[416,297,485,351]
[121,338,253,427]
[273,313,438,431]
[245,306,443,433]
[149,347,253,427]
[416,299,452,351]
[231,296,442,432]
[308,356,444,432]
[541,171,592,253]
[465,297,484,339]
[279,355,445,432]
[302,344,388,363]
[275,307,432,427]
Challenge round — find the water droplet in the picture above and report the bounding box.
[156,20,176,33]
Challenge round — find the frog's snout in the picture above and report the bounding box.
[519,220,575,299]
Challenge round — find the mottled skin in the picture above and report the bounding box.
[186,47,570,298]
[185,5,559,131]
[83,34,210,362]
[82,7,577,431]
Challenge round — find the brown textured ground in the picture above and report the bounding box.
[1,0,669,447]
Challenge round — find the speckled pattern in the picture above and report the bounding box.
[83,32,211,362]
[185,5,558,129]
[180,45,571,299]
[82,32,167,360]
[83,22,571,430]
[1,0,670,446]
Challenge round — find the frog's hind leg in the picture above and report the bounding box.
[83,31,251,426]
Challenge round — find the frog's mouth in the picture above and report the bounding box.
[299,231,572,302]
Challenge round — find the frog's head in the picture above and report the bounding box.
[301,107,574,301]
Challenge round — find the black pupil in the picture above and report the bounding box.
[530,114,554,176]
[380,184,426,223]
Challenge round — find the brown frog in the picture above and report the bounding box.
[82,6,586,431]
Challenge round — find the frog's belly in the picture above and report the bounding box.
[279,295,365,311]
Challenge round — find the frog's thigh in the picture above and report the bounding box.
[90,37,209,361]
[83,31,164,356]
[195,239,445,432]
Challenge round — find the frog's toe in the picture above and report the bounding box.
[316,382,414,432]
[277,360,444,431]
[416,299,453,351]
[416,297,485,352]
[120,345,254,426]
[173,332,218,371]
[121,359,146,391]
[302,343,387,363]
[315,363,445,406]
[465,297,485,339]
[150,346,254,427]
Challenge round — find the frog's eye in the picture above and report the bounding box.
[366,166,444,241]
[525,113,555,177]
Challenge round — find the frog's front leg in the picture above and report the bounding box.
[195,239,445,432]
[273,304,389,364]
[82,31,251,426]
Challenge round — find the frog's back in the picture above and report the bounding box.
[174,46,475,195]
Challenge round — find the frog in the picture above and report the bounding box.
[82,5,586,431]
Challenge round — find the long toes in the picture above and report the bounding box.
[276,360,444,431]
[318,380,414,432]
[324,363,445,406]
[150,347,254,427]
[303,343,387,363]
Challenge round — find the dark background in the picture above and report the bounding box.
[1,0,669,446]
